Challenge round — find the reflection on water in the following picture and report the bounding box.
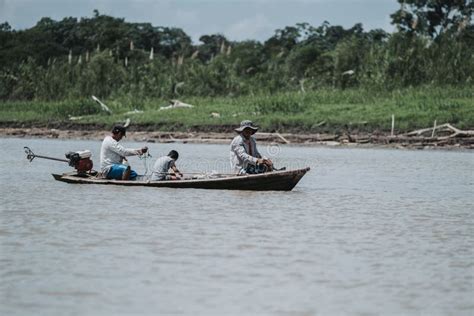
[1,137,473,315]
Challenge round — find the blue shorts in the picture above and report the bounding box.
[106,164,138,180]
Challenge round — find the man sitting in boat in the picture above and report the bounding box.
[100,125,148,180]
[230,120,273,175]
[150,150,183,181]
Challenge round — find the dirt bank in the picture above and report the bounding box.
[2,127,473,150]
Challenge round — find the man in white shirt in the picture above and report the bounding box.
[100,125,148,180]
[230,120,273,174]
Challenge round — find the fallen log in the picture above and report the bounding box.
[256,132,290,144]
[407,123,474,139]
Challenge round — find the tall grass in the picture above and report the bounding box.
[1,31,472,102]
[1,86,472,133]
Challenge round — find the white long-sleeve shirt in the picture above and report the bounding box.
[100,135,140,173]
[229,134,262,173]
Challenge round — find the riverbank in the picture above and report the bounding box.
[1,87,473,133]
[2,126,473,150]
[2,87,472,149]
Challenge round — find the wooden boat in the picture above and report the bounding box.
[52,167,310,191]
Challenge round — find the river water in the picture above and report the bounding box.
[0,137,473,315]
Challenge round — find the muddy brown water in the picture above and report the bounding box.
[1,137,473,315]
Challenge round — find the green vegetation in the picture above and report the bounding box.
[0,1,473,132]
[1,86,472,133]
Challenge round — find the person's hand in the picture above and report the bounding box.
[257,158,272,165]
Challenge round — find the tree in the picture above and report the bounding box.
[198,34,229,62]
[263,25,301,57]
[286,45,323,79]
[302,22,369,50]
[157,27,192,58]
[228,40,264,76]
[0,22,12,32]
[391,0,473,38]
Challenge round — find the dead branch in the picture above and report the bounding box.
[407,123,474,139]
[256,132,291,144]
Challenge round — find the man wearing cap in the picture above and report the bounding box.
[230,120,273,175]
[100,125,148,180]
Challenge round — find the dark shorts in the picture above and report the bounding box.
[245,164,268,174]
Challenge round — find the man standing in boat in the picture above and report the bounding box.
[230,120,273,175]
[100,125,148,180]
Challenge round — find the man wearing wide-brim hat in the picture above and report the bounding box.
[230,120,273,174]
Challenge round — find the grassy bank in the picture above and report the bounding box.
[1,86,473,133]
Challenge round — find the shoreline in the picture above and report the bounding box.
[2,127,473,151]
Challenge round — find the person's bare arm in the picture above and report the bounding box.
[171,165,183,178]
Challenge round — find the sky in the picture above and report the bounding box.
[0,0,400,43]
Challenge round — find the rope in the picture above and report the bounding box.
[139,152,152,176]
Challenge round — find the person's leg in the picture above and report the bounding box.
[245,165,257,174]
[258,164,269,173]
[265,160,273,172]
[121,167,138,180]
[246,164,268,174]
[107,164,127,179]
[122,166,131,180]
[107,164,137,180]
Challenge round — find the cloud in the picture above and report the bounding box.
[1,0,399,38]
[0,0,15,24]
[225,14,274,41]
[175,9,200,26]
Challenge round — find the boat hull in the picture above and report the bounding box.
[52,167,310,191]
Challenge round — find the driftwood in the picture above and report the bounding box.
[256,132,290,144]
[3,127,472,148]
[123,118,131,128]
[91,95,112,114]
[407,123,474,139]
[159,100,194,111]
